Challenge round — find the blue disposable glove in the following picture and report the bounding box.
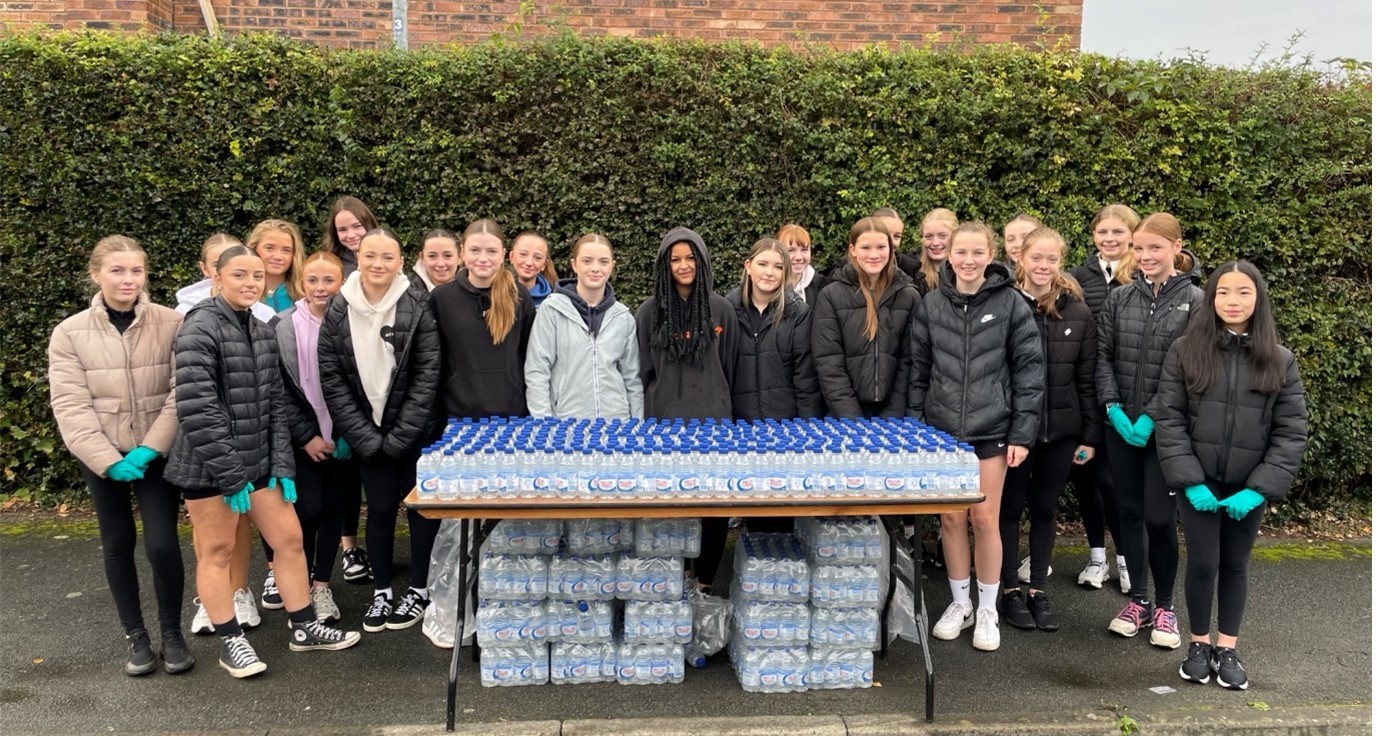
[106,459,144,482]
[1184,484,1219,513]
[223,482,253,514]
[331,437,352,461]
[1107,404,1136,444]
[270,476,297,504]
[124,445,160,473]
[1128,414,1155,447]
[1221,489,1266,521]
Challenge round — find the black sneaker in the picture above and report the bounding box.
[289,619,362,652]
[160,629,196,674]
[385,590,429,631]
[363,593,392,633]
[1000,589,1036,630]
[124,630,156,677]
[1026,590,1060,632]
[218,634,267,679]
[342,548,373,584]
[1179,641,1212,684]
[1213,647,1250,690]
[260,569,284,610]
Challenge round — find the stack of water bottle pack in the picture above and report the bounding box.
[797,517,885,690]
[728,533,812,692]
[415,416,981,502]
[475,517,702,687]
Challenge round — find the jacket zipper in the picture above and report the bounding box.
[590,329,603,417]
[117,314,140,445]
[1217,349,1239,480]
[1039,311,1051,443]
[959,302,970,437]
[1132,288,1158,414]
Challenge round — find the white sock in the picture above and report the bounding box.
[411,586,428,599]
[976,580,1000,612]
[1116,554,1127,570]
[1090,547,1107,564]
[948,577,972,610]
[375,588,393,601]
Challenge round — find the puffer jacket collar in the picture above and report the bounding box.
[831,262,916,307]
[939,262,1014,307]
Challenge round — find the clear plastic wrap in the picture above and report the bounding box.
[615,555,684,601]
[479,642,550,687]
[810,564,882,608]
[550,641,617,684]
[615,643,686,685]
[685,589,731,667]
[885,541,922,645]
[545,599,616,643]
[810,606,880,649]
[475,599,550,646]
[487,520,563,555]
[730,589,811,647]
[634,518,702,558]
[623,596,693,645]
[795,516,884,566]
[728,633,809,693]
[733,532,809,603]
[422,519,477,648]
[807,647,874,689]
[477,549,550,600]
[564,519,634,555]
[547,553,617,601]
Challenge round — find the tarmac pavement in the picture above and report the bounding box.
[0,524,1369,734]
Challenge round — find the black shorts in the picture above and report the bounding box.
[969,440,1008,461]
[181,475,271,502]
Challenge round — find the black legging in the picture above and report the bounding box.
[292,450,357,584]
[999,437,1078,590]
[360,451,440,591]
[695,518,730,586]
[1068,443,1122,551]
[78,458,185,635]
[1104,431,1178,607]
[1178,485,1266,638]
[340,467,363,538]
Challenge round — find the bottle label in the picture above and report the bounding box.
[420,478,440,495]
[679,477,700,492]
[884,476,906,491]
[843,475,865,490]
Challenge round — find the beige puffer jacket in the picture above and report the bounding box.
[48,292,182,476]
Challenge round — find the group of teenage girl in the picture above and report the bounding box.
[50,196,1307,692]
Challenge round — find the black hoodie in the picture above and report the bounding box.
[430,269,536,419]
[634,227,738,419]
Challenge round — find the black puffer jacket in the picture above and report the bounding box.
[1151,334,1308,500]
[318,284,442,459]
[1095,253,1204,416]
[908,264,1044,445]
[812,265,920,417]
[725,286,824,420]
[825,254,930,299]
[1022,290,1102,445]
[165,297,293,495]
[1071,251,1128,318]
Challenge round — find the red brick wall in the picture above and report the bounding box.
[6,1,1084,50]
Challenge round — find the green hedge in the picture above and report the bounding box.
[0,31,1370,506]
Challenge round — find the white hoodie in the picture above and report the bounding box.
[411,259,436,291]
[339,271,413,425]
[175,279,277,323]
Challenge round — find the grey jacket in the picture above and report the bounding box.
[525,290,644,419]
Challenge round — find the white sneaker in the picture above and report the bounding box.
[1078,559,1110,589]
[233,588,262,629]
[191,598,214,635]
[1016,556,1052,585]
[1117,560,1131,595]
[972,607,1000,651]
[311,587,341,624]
[931,602,975,641]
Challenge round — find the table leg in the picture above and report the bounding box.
[913,513,934,723]
[445,518,471,732]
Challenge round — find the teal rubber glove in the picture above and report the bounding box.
[1221,489,1266,521]
[331,437,352,461]
[1184,484,1219,513]
[269,477,297,504]
[1107,404,1137,444]
[1128,414,1155,447]
[223,483,253,514]
[124,445,160,473]
[106,459,144,482]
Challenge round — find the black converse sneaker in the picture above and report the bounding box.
[342,548,373,583]
[1212,647,1250,690]
[218,634,267,678]
[363,593,392,633]
[1179,641,1212,684]
[160,629,196,674]
[124,630,156,677]
[260,569,284,610]
[385,590,429,631]
[289,619,362,652]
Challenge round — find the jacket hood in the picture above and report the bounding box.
[726,280,806,317]
[939,261,1014,304]
[527,274,552,300]
[340,271,411,315]
[553,277,617,336]
[411,259,436,291]
[656,227,714,292]
[175,280,212,309]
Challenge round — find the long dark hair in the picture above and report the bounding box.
[651,237,715,366]
[1177,260,1286,394]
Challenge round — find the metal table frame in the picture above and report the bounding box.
[406,492,983,732]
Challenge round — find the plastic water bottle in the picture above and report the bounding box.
[480,643,549,687]
[417,451,440,500]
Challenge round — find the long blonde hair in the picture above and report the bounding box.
[847,217,896,341]
[740,238,791,328]
[919,207,959,291]
[463,219,519,345]
[1134,212,1194,274]
[1015,227,1083,319]
[246,219,306,300]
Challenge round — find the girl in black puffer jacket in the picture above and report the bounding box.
[908,222,1044,653]
[812,217,920,418]
[995,228,1100,634]
[169,245,360,679]
[1098,213,1203,651]
[1152,261,1307,691]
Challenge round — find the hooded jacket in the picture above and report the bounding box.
[1095,252,1204,416]
[430,270,536,419]
[812,264,920,417]
[176,279,276,322]
[49,292,182,475]
[318,279,441,459]
[1071,251,1127,318]
[634,227,738,420]
[1152,334,1308,501]
[525,279,643,419]
[164,296,294,494]
[908,264,1044,445]
[725,285,824,420]
[1019,290,1102,445]
[410,260,438,292]
[526,274,552,309]
[275,304,327,448]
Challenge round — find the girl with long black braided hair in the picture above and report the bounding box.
[635,226,738,586]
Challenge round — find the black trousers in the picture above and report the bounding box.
[694,518,730,586]
[294,451,358,584]
[1068,442,1122,551]
[359,451,440,591]
[999,437,1079,590]
[78,458,185,635]
[1104,430,1179,607]
[1177,484,1266,638]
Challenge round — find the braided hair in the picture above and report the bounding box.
[651,240,715,366]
